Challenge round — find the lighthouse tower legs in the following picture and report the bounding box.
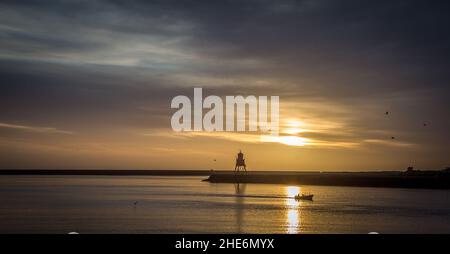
[234,165,246,173]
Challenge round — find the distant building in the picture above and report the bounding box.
[405,166,417,175]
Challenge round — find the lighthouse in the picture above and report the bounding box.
[235,150,247,173]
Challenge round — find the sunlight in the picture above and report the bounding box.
[287,209,299,234]
[261,135,309,146]
[284,128,303,135]
[286,186,300,206]
[285,186,301,234]
[279,136,308,146]
[283,119,305,134]
[286,119,304,128]
[286,186,300,196]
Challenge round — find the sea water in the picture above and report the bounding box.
[0,175,449,233]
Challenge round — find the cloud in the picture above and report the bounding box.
[363,139,415,148]
[0,122,73,135]
[144,129,360,149]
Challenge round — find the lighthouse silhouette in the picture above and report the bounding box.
[235,150,247,172]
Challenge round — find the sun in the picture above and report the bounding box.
[276,136,308,146]
[261,135,309,146]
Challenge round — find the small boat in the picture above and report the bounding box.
[295,194,314,201]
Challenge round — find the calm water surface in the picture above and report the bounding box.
[0,175,449,233]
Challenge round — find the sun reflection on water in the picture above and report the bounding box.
[285,186,301,234]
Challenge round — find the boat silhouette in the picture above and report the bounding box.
[295,194,314,201]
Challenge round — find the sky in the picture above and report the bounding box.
[0,0,449,171]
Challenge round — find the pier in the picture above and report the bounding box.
[203,171,450,189]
